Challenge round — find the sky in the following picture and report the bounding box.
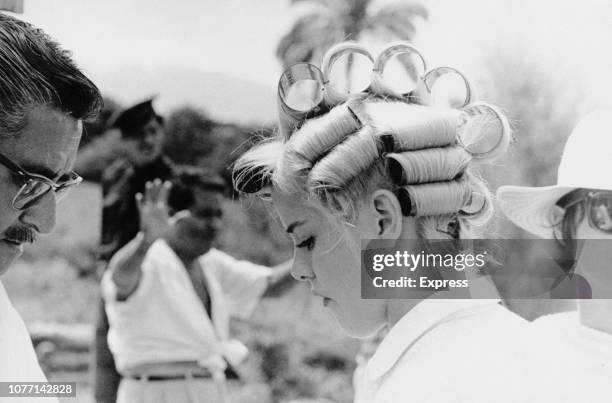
[10,0,612,123]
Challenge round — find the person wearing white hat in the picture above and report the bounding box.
[497,110,612,387]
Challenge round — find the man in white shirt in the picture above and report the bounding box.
[102,168,291,403]
[0,11,102,399]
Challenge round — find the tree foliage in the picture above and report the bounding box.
[276,0,428,68]
[81,96,122,148]
[163,106,215,165]
[477,46,583,222]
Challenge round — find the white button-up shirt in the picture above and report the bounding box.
[102,240,271,374]
[0,281,58,403]
[358,299,584,403]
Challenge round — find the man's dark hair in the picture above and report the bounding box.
[0,13,103,137]
[168,166,227,213]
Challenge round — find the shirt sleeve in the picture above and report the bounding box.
[205,250,272,319]
[101,247,154,314]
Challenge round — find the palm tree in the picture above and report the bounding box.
[276,0,428,69]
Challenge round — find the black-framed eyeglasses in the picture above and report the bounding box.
[0,152,82,210]
[561,191,612,234]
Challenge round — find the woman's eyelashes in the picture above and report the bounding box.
[296,236,316,251]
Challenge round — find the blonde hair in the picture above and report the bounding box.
[233,45,510,240]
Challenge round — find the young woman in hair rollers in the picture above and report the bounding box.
[234,42,573,402]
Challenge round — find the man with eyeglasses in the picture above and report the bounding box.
[93,99,175,403]
[0,12,102,390]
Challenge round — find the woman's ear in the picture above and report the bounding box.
[367,189,403,239]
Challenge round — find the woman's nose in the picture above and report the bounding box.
[291,250,315,281]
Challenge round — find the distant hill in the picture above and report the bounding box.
[96,67,278,125]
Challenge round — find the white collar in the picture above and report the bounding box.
[153,239,185,267]
[367,298,500,381]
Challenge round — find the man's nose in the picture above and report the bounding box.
[20,191,56,234]
[205,217,221,232]
[213,220,223,235]
[145,129,161,143]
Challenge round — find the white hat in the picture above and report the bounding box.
[497,110,612,238]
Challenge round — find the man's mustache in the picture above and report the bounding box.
[3,226,36,244]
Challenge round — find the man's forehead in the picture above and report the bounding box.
[193,187,223,201]
[129,117,161,136]
[21,105,82,143]
[1,106,82,177]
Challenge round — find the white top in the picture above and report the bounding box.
[534,311,612,381]
[102,240,271,374]
[357,299,583,403]
[0,281,58,403]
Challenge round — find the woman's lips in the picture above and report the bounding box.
[311,289,333,307]
[0,239,24,253]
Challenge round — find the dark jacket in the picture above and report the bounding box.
[100,156,175,261]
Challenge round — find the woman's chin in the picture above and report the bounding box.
[0,253,20,276]
[328,302,383,339]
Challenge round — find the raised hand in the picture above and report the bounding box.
[135,179,173,245]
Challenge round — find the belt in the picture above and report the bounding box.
[128,372,212,382]
[127,374,212,382]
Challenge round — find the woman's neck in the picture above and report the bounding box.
[386,298,422,328]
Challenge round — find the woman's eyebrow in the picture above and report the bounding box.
[285,220,306,234]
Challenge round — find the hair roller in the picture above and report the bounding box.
[370,70,399,99]
[285,101,362,167]
[459,176,492,225]
[308,125,379,191]
[422,66,472,108]
[397,176,472,217]
[370,41,427,98]
[321,42,374,106]
[386,146,471,185]
[277,63,326,140]
[365,103,461,151]
[458,102,511,163]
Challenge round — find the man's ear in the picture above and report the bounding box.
[369,189,403,239]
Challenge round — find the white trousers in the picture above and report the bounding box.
[117,376,227,403]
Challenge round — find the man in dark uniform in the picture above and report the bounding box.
[94,99,175,403]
